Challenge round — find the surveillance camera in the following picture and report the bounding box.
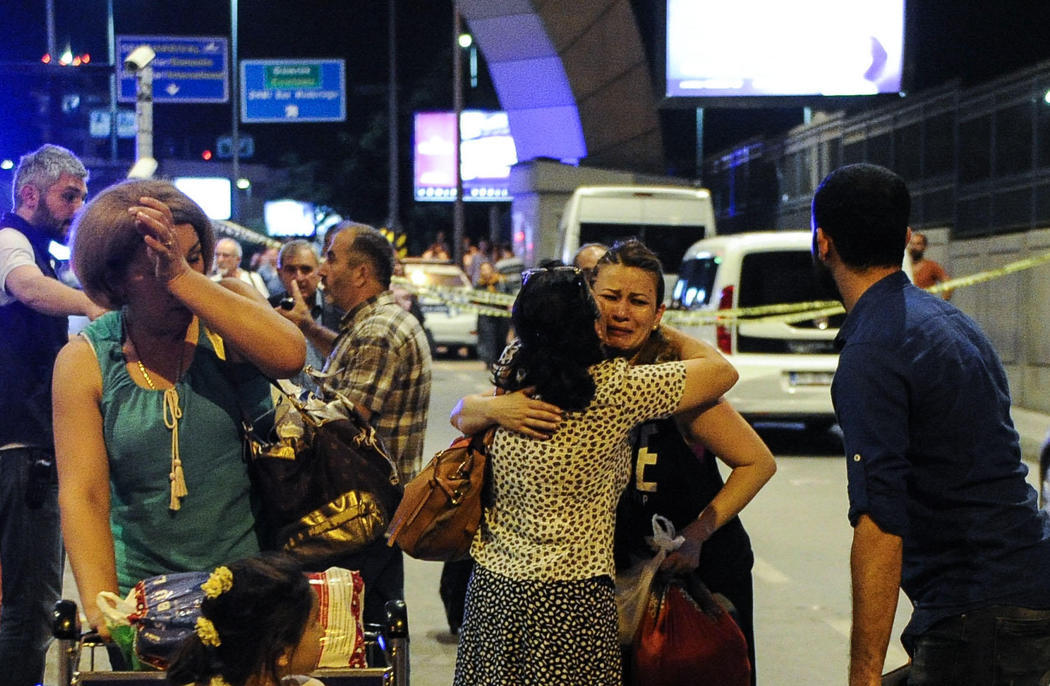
[124,45,156,72]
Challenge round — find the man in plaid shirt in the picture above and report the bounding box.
[319,220,432,623]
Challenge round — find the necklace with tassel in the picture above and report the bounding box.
[131,320,190,511]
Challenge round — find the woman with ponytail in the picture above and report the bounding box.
[450,266,739,685]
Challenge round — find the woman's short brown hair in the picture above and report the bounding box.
[71,179,214,309]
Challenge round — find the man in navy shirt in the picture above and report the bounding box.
[811,163,1050,686]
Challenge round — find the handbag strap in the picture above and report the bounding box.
[213,357,303,453]
[470,425,497,451]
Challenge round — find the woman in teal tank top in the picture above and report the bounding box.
[52,180,306,639]
[82,311,271,592]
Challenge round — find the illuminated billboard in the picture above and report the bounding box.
[664,0,906,103]
[264,199,316,237]
[413,110,517,202]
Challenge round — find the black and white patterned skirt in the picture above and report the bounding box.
[453,564,621,685]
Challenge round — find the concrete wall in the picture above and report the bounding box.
[932,227,1050,412]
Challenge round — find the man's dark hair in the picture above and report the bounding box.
[330,221,395,288]
[812,163,910,269]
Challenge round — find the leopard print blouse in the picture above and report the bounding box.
[472,356,686,581]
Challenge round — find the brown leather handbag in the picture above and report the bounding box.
[385,427,495,561]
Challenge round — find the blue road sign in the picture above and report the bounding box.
[241,59,346,123]
[118,35,229,103]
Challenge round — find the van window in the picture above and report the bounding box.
[579,223,706,274]
[738,250,844,327]
[672,256,719,308]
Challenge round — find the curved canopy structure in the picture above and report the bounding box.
[460,0,664,173]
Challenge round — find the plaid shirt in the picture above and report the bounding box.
[324,291,432,482]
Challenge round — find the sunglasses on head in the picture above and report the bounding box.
[521,265,583,286]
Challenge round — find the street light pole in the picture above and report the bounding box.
[387,0,400,233]
[45,0,56,58]
[107,0,118,161]
[133,62,154,162]
[231,0,240,221]
[125,45,157,177]
[452,2,465,268]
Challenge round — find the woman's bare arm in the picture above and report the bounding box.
[662,325,740,412]
[661,398,777,573]
[450,387,563,439]
[53,338,120,638]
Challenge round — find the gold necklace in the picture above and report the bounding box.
[130,319,190,511]
[137,360,158,389]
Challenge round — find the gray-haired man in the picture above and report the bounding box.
[0,144,102,685]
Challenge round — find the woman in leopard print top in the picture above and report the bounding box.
[451,266,738,685]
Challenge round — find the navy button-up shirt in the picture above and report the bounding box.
[832,270,1050,646]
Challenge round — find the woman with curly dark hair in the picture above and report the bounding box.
[450,266,738,685]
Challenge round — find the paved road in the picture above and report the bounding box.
[44,358,1046,685]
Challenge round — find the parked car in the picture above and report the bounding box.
[668,231,842,431]
[402,258,478,354]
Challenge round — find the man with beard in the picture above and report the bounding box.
[811,163,1050,686]
[0,144,103,685]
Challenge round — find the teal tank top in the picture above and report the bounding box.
[83,310,272,593]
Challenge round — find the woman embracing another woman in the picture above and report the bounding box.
[450,264,738,684]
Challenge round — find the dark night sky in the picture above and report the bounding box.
[0,1,459,167]
[4,1,1050,168]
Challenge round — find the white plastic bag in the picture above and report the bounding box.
[615,514,684,645]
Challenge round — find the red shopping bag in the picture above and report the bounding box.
[631,576,750,686]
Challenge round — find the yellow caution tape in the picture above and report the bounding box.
[662,300,842,326]
[393,276,513,317]
[391,249,1050,324]
[751,249,1050,325]
[923,249,1050,294]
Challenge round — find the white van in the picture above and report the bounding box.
[667,231,841,430]
[557,185,715,297]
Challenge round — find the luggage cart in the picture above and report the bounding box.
[53,599,410,686]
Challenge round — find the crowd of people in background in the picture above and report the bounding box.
[3,142,1049,686]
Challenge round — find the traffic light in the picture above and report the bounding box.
[201,149,213,161]
[41,52,91,66]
